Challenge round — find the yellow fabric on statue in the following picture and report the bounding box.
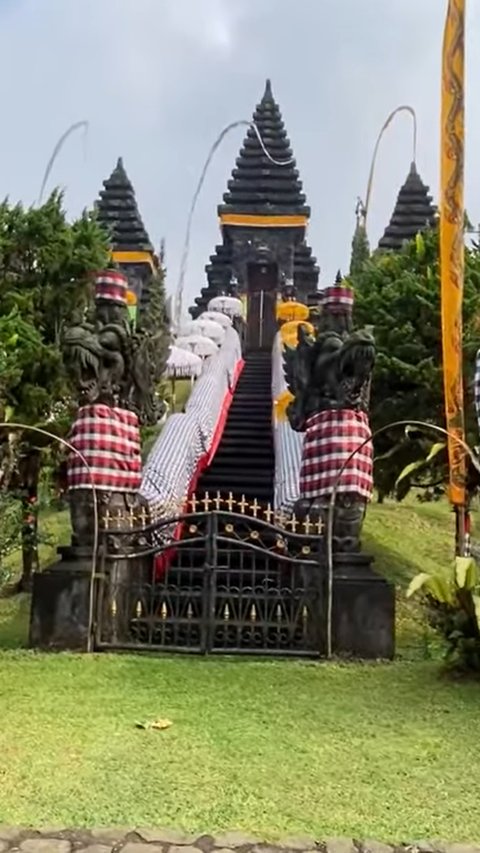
[273,389,294,424]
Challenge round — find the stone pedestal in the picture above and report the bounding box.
[29,548,93,651]
[330,554,395,659]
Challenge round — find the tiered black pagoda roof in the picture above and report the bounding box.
[96,157,154,253]
[378,162,436,251]
[294,242,319,281]
[190,243,234,318]
[218,79,310,218]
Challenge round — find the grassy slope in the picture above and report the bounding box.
[1,499,478,840]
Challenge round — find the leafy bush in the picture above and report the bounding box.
[407,556,480,674]
[0,494,23,587]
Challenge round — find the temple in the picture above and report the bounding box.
[31,79,394,661]
[190,79,320,341]
[95,157,157,312]
[378,161,436,251]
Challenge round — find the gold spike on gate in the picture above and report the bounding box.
[223,603,230,622]
[250,604,257,623]
[190,493,198,513]
[214,491,222,511]
[303,515,312,535]
[136,600,142,618]
[226,492,234,512]
[250,498,260,518]
[264,503,274,524]
[187,603,193,620]
[302,606,308,624]
[160,602,168,620]
[111,598,117,617]
[276,603,282,622]
[203,492,212,512]
[238,494,248,515]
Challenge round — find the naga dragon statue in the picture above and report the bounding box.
[283,274,376,553]
[61,269,168,551]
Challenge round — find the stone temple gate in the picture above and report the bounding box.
[29,80,436,659]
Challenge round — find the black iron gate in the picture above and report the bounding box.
[94,506,325,656]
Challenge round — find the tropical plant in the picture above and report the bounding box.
[352,226,480,501]
[407,555,480,673]
[0,494,23,587]
[0,192,110,589]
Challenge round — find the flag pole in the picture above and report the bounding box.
[440,0,467,555]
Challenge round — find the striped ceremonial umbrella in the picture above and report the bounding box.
[198,310,233,328]
[184,317,226,344]
[208,295,243,318]
[175,334,219,358]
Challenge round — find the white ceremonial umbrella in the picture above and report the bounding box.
[208,295,243,318]
[166,346,203,410]
[166,346,203,378]
[175,334,219,358]
[198,310,233,328]
[183,318,225,344]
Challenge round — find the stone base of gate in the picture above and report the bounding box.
[330,553,395,660]
[29,550,92,651]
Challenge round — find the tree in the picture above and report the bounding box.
[0,192,110,589]
[142,261,171,376]
[351,227,480,500]
[349,222,370,277]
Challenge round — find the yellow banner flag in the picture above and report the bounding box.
[440,0,466,507]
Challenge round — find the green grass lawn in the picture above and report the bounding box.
[1,497,478,840]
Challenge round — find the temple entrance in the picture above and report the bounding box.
[246,263,278,351]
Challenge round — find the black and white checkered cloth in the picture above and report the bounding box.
[271,332,304,511]
[140,413,204,511]
[186,327,242,448]
[140,327,242,513]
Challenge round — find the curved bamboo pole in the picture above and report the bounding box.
[363,105,417,227]
[174,120,294,329]
[37,121,89,205]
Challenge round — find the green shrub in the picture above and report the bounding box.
[407,556,480,673]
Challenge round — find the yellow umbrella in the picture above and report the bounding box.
[276,300,309,322]
[280,320,314,347]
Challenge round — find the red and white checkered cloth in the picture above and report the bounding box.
[299,409,373,500]
[68,404,142,492]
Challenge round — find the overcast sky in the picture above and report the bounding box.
[1,0,480,314]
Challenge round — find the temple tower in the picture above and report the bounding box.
[378,162,436,251]
[95,157,157,313]
[190,80,319,349]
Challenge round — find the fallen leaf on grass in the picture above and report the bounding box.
[135,718,173,731]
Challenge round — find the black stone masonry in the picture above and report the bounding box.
[378,161,436,251]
